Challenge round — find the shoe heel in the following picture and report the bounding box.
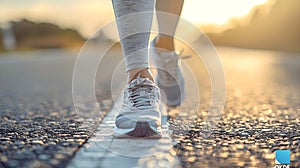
[126,122,161,138]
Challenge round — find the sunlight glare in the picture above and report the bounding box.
[182,0,269,25]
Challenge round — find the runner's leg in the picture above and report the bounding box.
[155,0,184,51]
[112,0,155,82]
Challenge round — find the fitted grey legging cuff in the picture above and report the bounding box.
[112,0,155,72]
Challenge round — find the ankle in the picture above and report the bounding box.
[155,35,175,51]
[127,68,154,83]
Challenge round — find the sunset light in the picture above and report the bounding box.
[182,0,269,25]
[0,0,299,167]
[0,0,270,37]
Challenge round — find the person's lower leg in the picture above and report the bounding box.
[112,0,155,83]
[155,0,184,51]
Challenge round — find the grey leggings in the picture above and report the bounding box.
[112,0,155,72]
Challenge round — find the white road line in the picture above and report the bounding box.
[68,99,181,168]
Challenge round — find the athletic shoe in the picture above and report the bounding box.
[113,75,163,138]
[150,38,185,106]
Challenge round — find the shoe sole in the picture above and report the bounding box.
[113,122,162,139]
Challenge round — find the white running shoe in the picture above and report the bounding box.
[150,38,185,107]
[113,76,163,138]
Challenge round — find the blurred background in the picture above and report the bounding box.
[1,1,300,167]
[0,0,299,52]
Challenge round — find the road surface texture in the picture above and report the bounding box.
[0,45,299,168]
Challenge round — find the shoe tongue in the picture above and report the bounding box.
[130,76,153,86]
[129,76,154,105]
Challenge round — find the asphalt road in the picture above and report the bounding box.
[0,46,299,167]
[174,47,300,167]
[0,47,117,168]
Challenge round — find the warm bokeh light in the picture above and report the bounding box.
[181,0,269,25]
[0,0,269,37]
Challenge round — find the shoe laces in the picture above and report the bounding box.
[159,49,190,81]
[128,77,158,110]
